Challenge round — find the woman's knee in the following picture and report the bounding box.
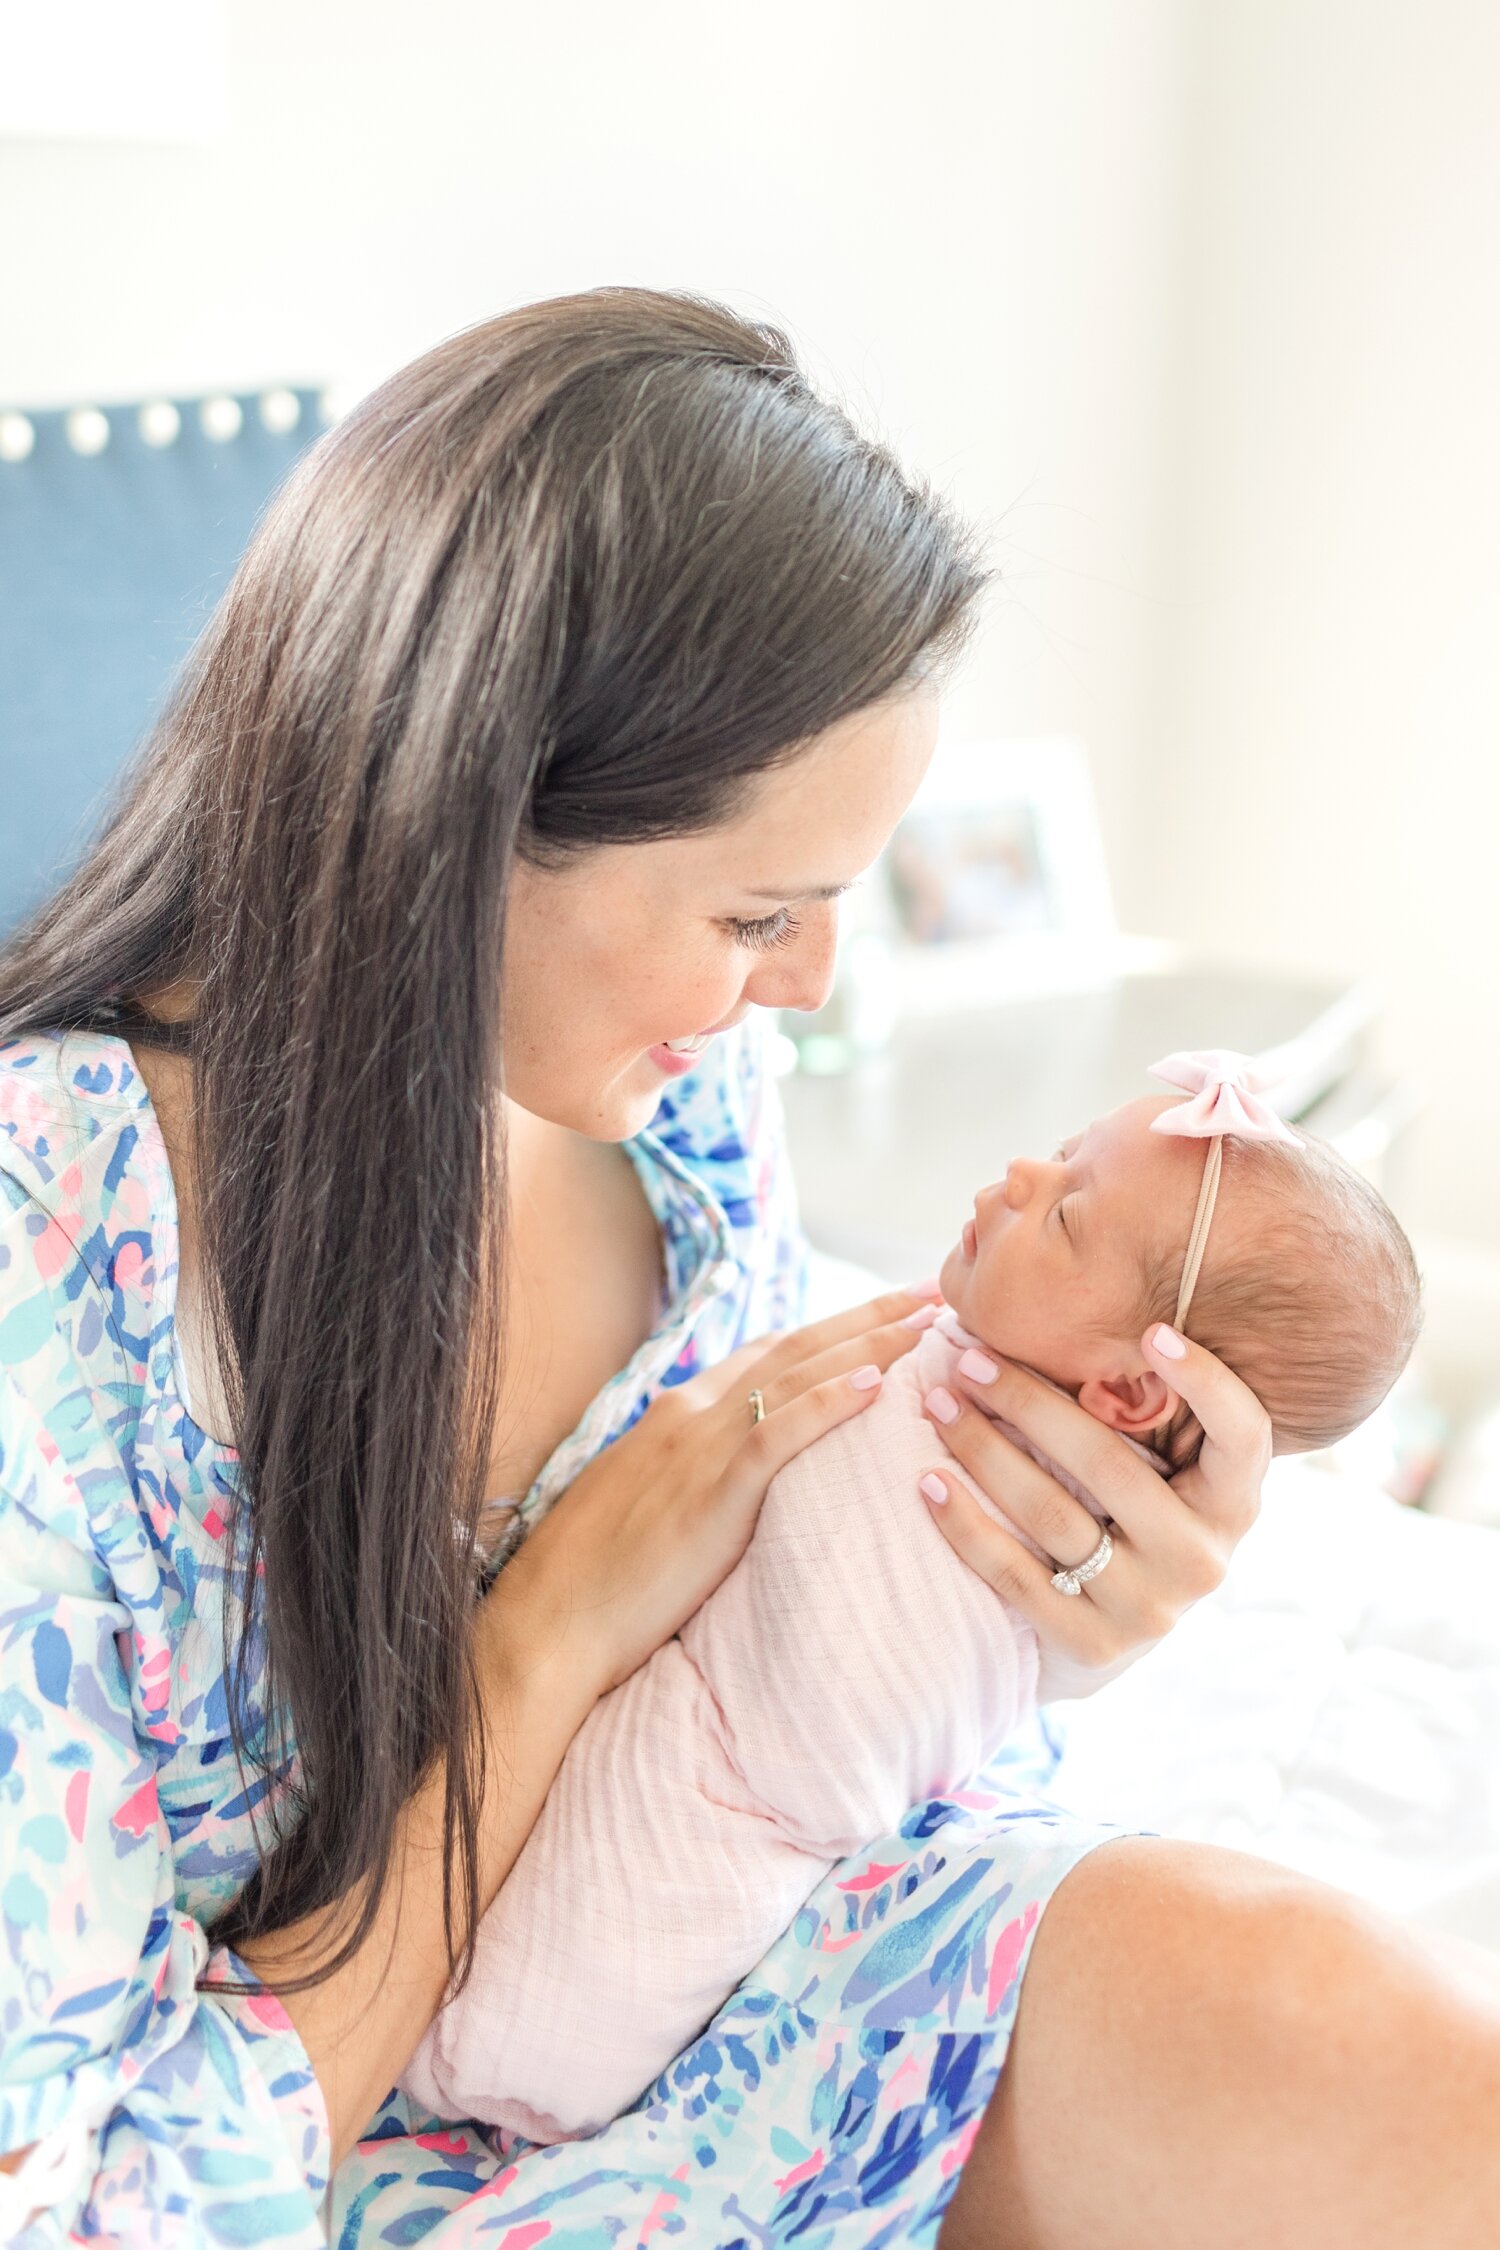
[1023,1835,1500,2101]
[941,1837,1500,2250]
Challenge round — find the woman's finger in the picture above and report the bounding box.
[942,1352,1175,1549]
[685,1286,937,1411]
[687,1331,806,1405]
[756,1308,936,1414]
[695,1301,935,1424]
[751,1283,941,1376]
[718,1357,900,1503]
[921,1378,1128,1577]
[914,1468,1119,1662]
[939,1355,1236,1603]
[917,1463,1190,1670]
[1141,1323,1271,1539]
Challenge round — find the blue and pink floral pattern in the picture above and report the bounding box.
[0,1022,1126,2246]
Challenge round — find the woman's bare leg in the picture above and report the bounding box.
[938,1838,1500,2250]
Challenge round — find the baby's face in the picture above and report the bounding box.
[938,1095,1209,1393]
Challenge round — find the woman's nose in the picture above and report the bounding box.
[742,904,841,1014]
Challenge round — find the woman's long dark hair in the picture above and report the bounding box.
[0,290,987,1989]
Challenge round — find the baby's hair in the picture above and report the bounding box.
[1138,1133,1423,1458]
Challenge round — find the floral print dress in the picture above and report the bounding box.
[0,1022,1129,2248]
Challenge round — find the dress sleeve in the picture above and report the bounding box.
[0,1351,329,2245]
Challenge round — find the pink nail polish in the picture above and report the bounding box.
[901,1301,939,1330]
[925,1386,959,1424]
[848,1363,882,1391]
[920,1473,948,1505]
[1150,1323,1188,1360]
[958,1348,998,1384]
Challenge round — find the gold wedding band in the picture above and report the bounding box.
[748,1387,767,1425]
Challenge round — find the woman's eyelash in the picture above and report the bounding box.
[729,908,803,952]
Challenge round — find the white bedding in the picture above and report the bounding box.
[1048,1461,1500,1950]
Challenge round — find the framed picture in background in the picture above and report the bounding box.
[780,737,1135,1071]
[883,736,1117,1002]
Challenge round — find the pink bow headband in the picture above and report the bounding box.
[1148,1049,1302,1331]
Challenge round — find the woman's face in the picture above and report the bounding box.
[502,685,939,1139]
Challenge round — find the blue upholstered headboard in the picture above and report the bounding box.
[0,388,323,937]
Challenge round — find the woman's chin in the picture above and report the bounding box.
[603,1092,666,1142]
[520,1077,663,1144]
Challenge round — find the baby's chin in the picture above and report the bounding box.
[937,1239,974,1323]
[936,1244,1036,1363]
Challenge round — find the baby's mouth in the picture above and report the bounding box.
[962,1218,978,1259]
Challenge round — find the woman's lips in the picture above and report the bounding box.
[648,1041,706,1078]
[647,1011,751,1077]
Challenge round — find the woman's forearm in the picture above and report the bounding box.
[237,1585,602,2170]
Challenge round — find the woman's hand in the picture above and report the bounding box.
[916,1322,1271,1702]
[490,1285,941,1699]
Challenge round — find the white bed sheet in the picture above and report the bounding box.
[1048,1460,1500,1949]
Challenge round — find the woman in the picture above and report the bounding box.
[1,290,1495,2248]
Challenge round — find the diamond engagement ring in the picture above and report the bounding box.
[1050,1526,1114,1597]
[748,1388,767,1426]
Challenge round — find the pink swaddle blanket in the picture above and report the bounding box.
[401,1316,1116,2142]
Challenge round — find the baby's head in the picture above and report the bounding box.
[938,1092,1422,1461]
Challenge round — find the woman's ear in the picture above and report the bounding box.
[1076,1367,1179,1437]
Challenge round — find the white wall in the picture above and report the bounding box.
[1138,0,1500,1248]
[11,0,1492,1253]
[0,0,1187,901]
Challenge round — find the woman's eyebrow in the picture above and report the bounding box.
[743,880,854,903]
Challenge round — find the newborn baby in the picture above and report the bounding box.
[401,1052,1421,2142]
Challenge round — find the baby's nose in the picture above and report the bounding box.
[1002,1158,1036,1209]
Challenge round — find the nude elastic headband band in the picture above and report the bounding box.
[1148,1049,1302,1331]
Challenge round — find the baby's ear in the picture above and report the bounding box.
[1077,1368,1179,1437]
